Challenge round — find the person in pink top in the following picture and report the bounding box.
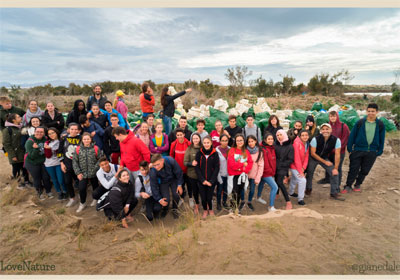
[289,130,310,205]
[227,134,253,210]
[240,135,264,212]
[113,90,128,120]
[210,120,228,148]
[136,122,151,148]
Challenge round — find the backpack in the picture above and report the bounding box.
[76,145,99,157]
[96,186,121,211]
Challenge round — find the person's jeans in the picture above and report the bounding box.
[306,157,339,195]
[324,153,346,186]
[258,176,278,207]
[241,178,256,202]
[45,165,67,194]
[289,169,306,201]
[163,115,172,136]
[217,176,228,205]
[345,151,377,188]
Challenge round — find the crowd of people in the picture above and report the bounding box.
[0,83,386,228]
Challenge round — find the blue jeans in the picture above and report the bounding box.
[241,178,256,202]
[163,115,172,135]
[45,165,67,194]
[217,176,228,205]
[257,176,278,207]
[142,112,152,118]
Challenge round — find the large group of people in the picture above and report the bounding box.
[0,83,386,228]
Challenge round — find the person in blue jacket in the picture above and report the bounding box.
[79,115,105,150]
[341,103,385,194]
[88,101,129,130]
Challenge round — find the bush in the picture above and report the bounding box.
[391,89,400,104]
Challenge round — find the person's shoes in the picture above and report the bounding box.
[330,193,346,201]
[161,209,168,218]
[268,206,277,212]
[317,178,330,184]
[222,202,230,209]
[194,204,199,215]
[39,193,46,200]
[25,181,33,188]
[76,203,86,213]
[285,201,292,210]
[209,210,215,216]
[239,202,245,211]
[61,193,68,200]
[247,203,254,211]
[189,198,194,208]
[202,211,208,219]
[47,192,54,199]
[340,186,352,194]
[257,197,267,205]
[217,203,222,211]
[66,198,77,208]
[57,193,64,201]
[172,209,180,219]
[90,199,97,207]
[305,189,312,196]
[298,200,306,206]
[17,183,26,190]
[353,185,361,192]
[290,192,298,198]
[140,204,146,213]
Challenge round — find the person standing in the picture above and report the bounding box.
[169,116,192,143]
[149,123,170,156]
[341,103,385,193]
[113,90,128,121]
[87,84,107,111]
[140,82,155,118]
[184,132,202,213]
[103,114,122,164]
[287,120,303,143]
[215,134,230,210]
[66,99,87,127]
[224,115,243,147]
[264,115,282,142]
[41,102,65,133]
[0,96,25,130]
[210,120,228,148]
[22,100,44,126]
[243,114,262,143]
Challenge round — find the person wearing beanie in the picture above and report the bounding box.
[305,115,320,141]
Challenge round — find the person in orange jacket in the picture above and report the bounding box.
[139,82,155,118]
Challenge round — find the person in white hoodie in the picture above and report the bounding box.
[94,156,123,202]
[216,134,230,211]
[135,161,162,221]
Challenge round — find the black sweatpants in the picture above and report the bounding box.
[92,185,108,200]
[104,198,138,221]
[12,162,29,182]
[180,174,188,199]
[79,177,99,204]
[64,168,77,199]
[275,173,290,202]
[199,183,216,210]
[345,151,377,188]
[144,197,162,221]
[231,175,245,208]
[187,176,200,204]
[159,180,180,210]
[24,161,52,195]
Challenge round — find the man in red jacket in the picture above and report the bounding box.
[139,82,155,118]
[113,127,151,182]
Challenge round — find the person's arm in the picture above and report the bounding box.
[377,121,386,156]
[303,145,309,172]
[149,169,162,203]
[255,154,264,184]
[209,154,220,185]
[58,113,65,130]
[94,122,104,137]
[170,90,187,102]
[244,150,253,174]
[333,139,341,171]
[25,139,40,159]
[96,169,118,190]
[293,142,303,173]
[66,112,73,127]
[227,150,244,172]
[134,177,142,198]
[149,137,157,154]
[117,113,128,130]
[169,141,175,157]
[86,96,91,111]
[195,152,205,183]
[257,127,262,143]
[341,124,350,149]
[72,149,82,176]
[183,148,192,167]
[2,128,15,159]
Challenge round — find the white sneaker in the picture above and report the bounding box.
[178,199,184,207]
[257,197,267,205]
[90,200,97,207]
[47,192,54,199]
[189,198,194,208]
[66,198,77,208]
[76,203,86,213]
[269,206,277,212]
[39,193,46,200]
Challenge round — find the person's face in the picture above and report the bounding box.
[294,122,303,130]
[229,118,236,128]
[246,117,254,126]
[153,159,164,171]
[266,135,274,146]
[69,125,79,137]
[29,101,38,112]
[306,120,314,127]
[320,126,332,137]
[367,108,378,119]
[140,123,149,134]
[248,138,257,148]
[82,135,92,146]
[179,119,187,129]
[34,128,45,139]
[192,135,201,146]
[31,118,40,128]
[155,124,163,133]
[110,117,119,127]
[300,132,309,143]
[93,86,102,95]
[92,106,99,115]
[46,103,55,112]
[197,123,205,131]
[48,130,58,140]
[119,171,130,183]
[215,122,222,131]
[147,117,154,126]
[271,117,277,126]
[78,102,84,111]
[235,137,244,148]
[14,115,22,125]
[139,167,149,177]
[3,102,12,110]
[105,103,112,112]
[84,120,90,127]
[147,86,152,94]
[203,138,212,150]
[100,161,111,173]
[220,136,228,148]
[276,132,283,142]
[176,132,184,142]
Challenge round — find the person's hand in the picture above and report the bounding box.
[148,88,154,95]
[255,180,260,185]
[305,126,310,130]
[159,198,168,206]
[77,174,84,181]
[176,186,183,195]
[57,121,60,124]
[91,131,96,137]
[283,176,289,184]
[325,161,333,167]
[121,218,129,228]
[298,172,305,178]
[44,143,50,149]
[243,162,248,167]
[185,88,192,93]
[294,130,298,135]
[225,131,231,138]
[192,160,197,166]
[86,112,92,119]
[124,205,129,214]
[32,143,38,149]
[140,192,150,199]
[12,157,17,162]
[332,169,338,176]
[149,163,153,168]
[61,162,67,173]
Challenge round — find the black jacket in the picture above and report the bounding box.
[274,140,294,174]
[103,126,121,156]
[42,110,65,132]
[108,180,137,220]
[264,125,282,142]
[66,99,87,126]
[87,95,107,111]
[90,113,108,129]
[163,90,187,117]
[168,125,192,144]
[195,148,220,185]
[224,125,243,146]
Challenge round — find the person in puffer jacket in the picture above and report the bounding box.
[72,132,103,213]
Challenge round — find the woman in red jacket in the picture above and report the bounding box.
[289,130,309,206]
[257,133,279,211]
[227,134,253,210]
[210,120,228,148]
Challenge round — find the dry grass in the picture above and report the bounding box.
[0,182,29,206]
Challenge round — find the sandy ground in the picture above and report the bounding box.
[0,139,399,275]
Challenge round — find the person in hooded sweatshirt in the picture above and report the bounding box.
[289,129,310,206]
[195,135,220,219]
[243,114,262,143]
[22,100,44,127]
[88,103,108,129]
[317,111,350,186]
[41,102,65,133]
[79,115,104,150]
[66,99,87,127]
[274,129,294,210]
[87,84,107,111]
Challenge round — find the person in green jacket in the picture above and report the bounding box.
[0,96,25,130]
[2,113,30,188]
[24,126,53,199]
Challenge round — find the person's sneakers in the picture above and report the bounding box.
[189,198,194,208]
[353,185,361,192]
[39,193,46,200]
[172,209,180,219]
[285,201,293,210]
[61,193,68,200]
[222,202,230,209]
[298,200,306,206]
[305,189,312,196]
[202,210,208,219]
[76,203,86,213]
[17,183,26,190]
[247,203,255,211]
[161,209,168,218]
[257,197,267,205]
[47,192,54,199]
[217,203,222,211]
[66,198,77,208]
[209,210,215,216]
[340,186,352,194]
[239,202,245,211]
[178,199,184,207]
[330,193,346,201]
[289,192,298,198]
[268,206,277,212]
[57,193,64,201]
[90,199,97,207]
[317,178,330,184]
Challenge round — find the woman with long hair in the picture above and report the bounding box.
[22,100,44,127]
[264,115,282,142]
[215,133,230,210]
[136,122,151,148]
[41,102,65,133]
[66,99,87,126]
[113,90,128,121]
[305,115,319,140]
[210,120,228,148]
[149,122,169,155]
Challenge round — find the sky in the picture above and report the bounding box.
[0,8,400,86]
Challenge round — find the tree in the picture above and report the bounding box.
[250,76,274,97]
[199,79,218,98]
[225,66,252,97]
[1,86,8,94]
[307,70,352,96]
[183,79,199,90]
[280,75,296,94]
[144,80,156,92]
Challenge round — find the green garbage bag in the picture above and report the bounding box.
[188,117,198,130]
[339,109,360,130]
[380,117,397,132]
[257,118,269,134]
[174,110,182,116]
[62,113,68,123]
[311,102,323,111]
[344,116,360,130]
[209,107,228,122]
[291,109,309,123]
[242,107,255,120]
[255,111,270,121]
[315,112,329,126]
[236,116,246,128]
[187,123,195,133]
[171,118,178,131]
[205,117,217,133]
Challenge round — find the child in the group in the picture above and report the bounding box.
[136,122,151,148]
[241,135,264,211]
[89,103,108,129]
[289,129,309,205]
[216,134,230,210]
[22,100,44,126]
[2,113,30,188]
[104,169,138,228]
[72,132,102,213]
[195,136,220,219]
[66,99,87,127]
[79,115,104,150]
[224,115,243,147]
[0,96,25,130]
[113,90,128,121]
[210,120,228,148]
[227,134,253,210]
[135,161,161,221]
[243,114,262,143]
[44,127,68,201]
[103,114,122,164]
[192,119,208,140]
[94,156,123,201]
[275,129,294,210]
[42,102,65,133]
[184,132,202,213]
[258,133,279,211]
[264,115,282,142]
[149,122,169,155]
